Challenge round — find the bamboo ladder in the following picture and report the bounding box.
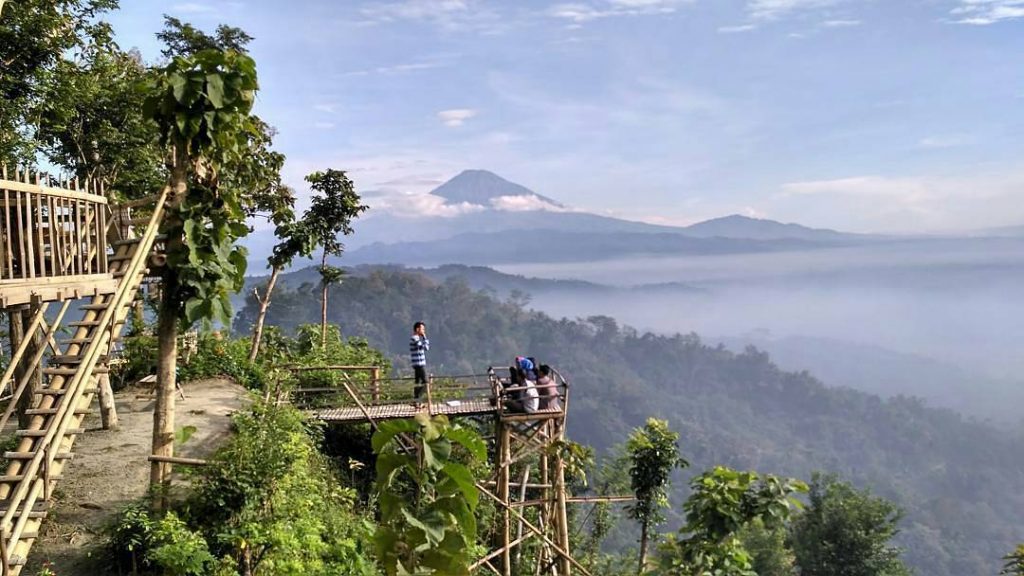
[0,186,168,574]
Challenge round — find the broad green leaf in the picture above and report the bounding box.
[440,462,478,510]
[373,419,420,453]
[206,73,225,108]
[400,508,445,547]
[446,427,486,461]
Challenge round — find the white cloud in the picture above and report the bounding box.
[313,104,337,114]
[821,18,860,27]
[547,0,691,22]
[742,206,768,219]
[780,176,931,203]
[747,0,840,20]
[171,2,215,13]
[718,24,758,33]
[489,194,569,212]
[361,0,468,21]
[437,108,478,127]
[339,56,454,77]
[773,170,1024,232]
[358,0,504,32]
[918,135,971,149]
[951,0,1024,24]
[367,191,486,218]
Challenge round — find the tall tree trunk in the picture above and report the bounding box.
[320,250,328,348]
[248,265,280,362]
[151,292,177,510]
[151,147,186,511]
[638,521,649,575]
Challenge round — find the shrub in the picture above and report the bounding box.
[147,512,216,576]
[178,335,266,390]
[108,501,155,573]
[188,401,378,575]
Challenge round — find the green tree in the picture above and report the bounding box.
[738,518,796,576]
[0,0,117,164]
[302,169,368,347]
[34,42,165,196]
[625,418,688,574]
[790,473,911,576]
[372,414,486,576]
[157,15,254,59]
[142,46,258,504]
[1002,545,1024,576]
[657,466,807,576]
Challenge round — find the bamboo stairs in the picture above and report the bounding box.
[0,188,167,574]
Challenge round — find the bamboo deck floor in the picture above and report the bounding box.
[313,398,497,422]
[312,399,565,423]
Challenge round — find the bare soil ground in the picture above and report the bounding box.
[24,377,249,576]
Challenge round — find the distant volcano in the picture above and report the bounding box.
[429,169,565,208]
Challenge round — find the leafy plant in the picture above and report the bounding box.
[147,512,216,576]
[189,401,377,575]
[790,473,911,576]
[108,501,156,574]
[1002,545,1024,576]
[372,414,486,576]
[625,418,688,574]
[656,466,807,576]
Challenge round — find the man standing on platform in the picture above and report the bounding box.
[410,321,430,400]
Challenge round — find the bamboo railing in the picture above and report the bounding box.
[0,167,108,284]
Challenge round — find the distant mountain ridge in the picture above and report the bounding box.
[683,214,860,241]
[343,230,836,266]
[245,169,872,269]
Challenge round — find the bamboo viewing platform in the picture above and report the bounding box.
[289,363,581,575]
[290,365,569,425]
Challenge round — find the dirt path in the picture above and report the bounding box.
[25,378,249,575]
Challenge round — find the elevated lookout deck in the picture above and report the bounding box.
[290,364,569,425]
[0,170,112,307]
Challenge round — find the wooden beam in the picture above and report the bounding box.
[147,455,208,467]
[477,483,592,576]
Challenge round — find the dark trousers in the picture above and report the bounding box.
[414,366,427,398]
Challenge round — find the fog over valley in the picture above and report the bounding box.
[495,238,1024,381]
[271,170,1024,427]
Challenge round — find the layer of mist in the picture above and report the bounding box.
[490,238,1024,423]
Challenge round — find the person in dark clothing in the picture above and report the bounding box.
[410,321,429,399]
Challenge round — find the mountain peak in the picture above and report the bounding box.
[683,214,850,241]
[431,170,564,208]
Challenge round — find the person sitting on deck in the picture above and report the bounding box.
[536,364,561,411]
[506,357,539,413]
[516,356,538,381]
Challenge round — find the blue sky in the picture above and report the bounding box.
[109,0,1024,233]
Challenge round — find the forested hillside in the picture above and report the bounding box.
[235,268,1024,576]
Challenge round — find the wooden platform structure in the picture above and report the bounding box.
[0,169,164,575]
[292,362,589,573]
[293,364,585,576]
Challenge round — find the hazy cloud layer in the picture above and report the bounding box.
[547,0,692,22]
[952,0,1024,24]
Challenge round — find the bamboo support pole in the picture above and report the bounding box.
[499,424,512,576]
[477,484,592,576]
